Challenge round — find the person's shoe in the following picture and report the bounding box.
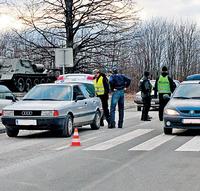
[108,124,115,129]
[100,121,104,126]
[118,126,122,128]
[141,118,151,121]
[148,116,152,119]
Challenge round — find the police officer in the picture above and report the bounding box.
[139,71,152,121]
[93,69,110,127]
[154,66,176,121]
[109,67,131,128]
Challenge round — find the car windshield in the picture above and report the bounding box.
[173,83,200,99]
[23,85,72,101]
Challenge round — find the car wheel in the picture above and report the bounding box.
[137,106,142,111]
[6,127,19,137]
[16,78,25,92]
[90,111,101,130]
[164,127,172,135]
[62,115,74,137]
[25,78,32,92]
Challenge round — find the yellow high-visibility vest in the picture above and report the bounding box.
[94,76,105,95]
[158,75,171,93]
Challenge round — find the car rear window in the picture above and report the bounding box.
[83,83,95,97]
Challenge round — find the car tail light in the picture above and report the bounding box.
[53,110,59,117]
[87,75,94,80]
[57,75,64,81]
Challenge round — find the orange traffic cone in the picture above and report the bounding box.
[71,128,81,146]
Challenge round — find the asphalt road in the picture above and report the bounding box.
[0,109,200,191]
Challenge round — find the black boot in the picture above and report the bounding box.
[100,120,104,126]
[108,121,115,129]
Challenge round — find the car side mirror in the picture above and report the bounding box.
[5,95,16,102]
[75,95,85,102]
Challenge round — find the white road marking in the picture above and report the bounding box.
[55,136,98,150]
[176,136,200,152]
[129,134,175,151]
[83,129,153,151]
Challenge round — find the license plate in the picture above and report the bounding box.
[16,119,37,126]
[182,119,200,124]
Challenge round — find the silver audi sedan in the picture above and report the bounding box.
[2,83,103,137]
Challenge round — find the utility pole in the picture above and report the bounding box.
[65,0,73,48]
[64,0,74,73]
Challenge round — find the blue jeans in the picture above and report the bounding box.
[110,90,124,128]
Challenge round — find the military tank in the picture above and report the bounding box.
[0,58,57,92]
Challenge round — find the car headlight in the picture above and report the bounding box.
[3,110,14,117]
[41,110,59,117]
[164,109,179,116]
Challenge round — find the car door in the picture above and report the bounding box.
[72,85,88,124]
[79,84,97,121]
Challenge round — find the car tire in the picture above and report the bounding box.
[137,106,142,111]
[6,127,19,137]
[90,111,101,130]
[164,127,172,135]
[62,115,74,137]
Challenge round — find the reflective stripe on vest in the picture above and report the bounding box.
[94,76,105,95]
[158,75,171,93]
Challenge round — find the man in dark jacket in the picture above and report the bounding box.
[93,69,110,127]
[154,66,176,121]
[109,67,131,128]
[139,71,152,121]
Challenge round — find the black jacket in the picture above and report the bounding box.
[139,76,152,98]
[109,74,131,91]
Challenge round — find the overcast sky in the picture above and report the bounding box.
[136,0,200,25]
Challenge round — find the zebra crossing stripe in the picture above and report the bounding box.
[176,136,200,152]
[129,134,175,151]
[84,129,153,151]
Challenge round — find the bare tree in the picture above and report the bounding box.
[7,0,138,71]
[176,23,200,80]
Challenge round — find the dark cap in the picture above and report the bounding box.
[112,67,118,74]
[144,71,150,77]
[162,66,168,72]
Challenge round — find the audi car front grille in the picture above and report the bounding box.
[14,110,41,116]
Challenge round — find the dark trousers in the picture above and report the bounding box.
[98,94,110,124]
[158,93,171,121]
[141,96,151,120]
